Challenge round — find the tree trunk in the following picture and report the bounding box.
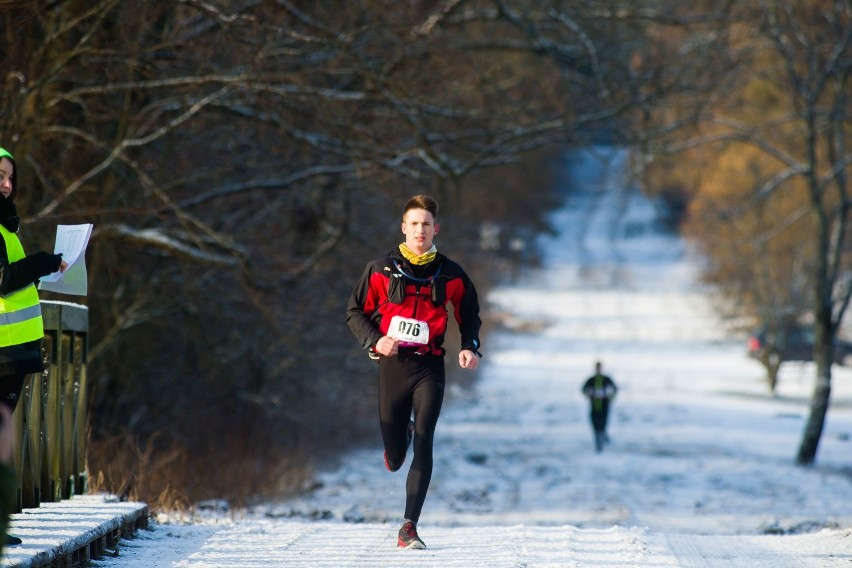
[798,232,833,465]
[796,366,830,465]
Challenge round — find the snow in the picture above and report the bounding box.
[89,148,852,566]
[1,494,147,567]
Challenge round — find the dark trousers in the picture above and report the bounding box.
[0,374,25,413]
[589,403,610,451]
[591,408,609,432]
[378,353,445,523]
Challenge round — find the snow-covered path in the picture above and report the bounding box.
[101,520,850,567]
[92,148,852,567]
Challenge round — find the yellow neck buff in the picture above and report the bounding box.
[399,243,437,265]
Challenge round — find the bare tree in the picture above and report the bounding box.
[2,0,725,504]
[643,1,852,463]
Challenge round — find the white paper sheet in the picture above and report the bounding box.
[38,223,93,296]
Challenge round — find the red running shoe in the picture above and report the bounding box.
[397,521,426,549]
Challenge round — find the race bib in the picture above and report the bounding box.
[388,315,430,346]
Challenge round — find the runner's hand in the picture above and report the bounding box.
[459,349,479,370]
[375,336,399,356]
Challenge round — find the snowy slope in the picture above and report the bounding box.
[91,148,852,567]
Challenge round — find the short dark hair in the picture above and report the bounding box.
[403,194,438,221]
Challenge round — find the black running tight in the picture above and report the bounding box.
[378,353,445,523]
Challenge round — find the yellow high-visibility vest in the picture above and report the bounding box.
[0,225,44,346]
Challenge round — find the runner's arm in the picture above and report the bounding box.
[346,261,385,351]
[449,266,482,356]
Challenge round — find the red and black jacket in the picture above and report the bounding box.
[346,249,481,357]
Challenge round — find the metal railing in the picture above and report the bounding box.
[11,300,89,512]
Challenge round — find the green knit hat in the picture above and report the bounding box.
[0,147,16,199]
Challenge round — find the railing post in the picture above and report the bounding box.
[11,301,88,512]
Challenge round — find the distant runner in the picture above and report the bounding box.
[581,361,618,452]
[346,194,482,549]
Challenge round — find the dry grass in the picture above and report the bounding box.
[87,430,313,514]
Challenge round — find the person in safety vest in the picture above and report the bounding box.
[0,147,67,547]
[582,361,618,453]
[346,194,481,550]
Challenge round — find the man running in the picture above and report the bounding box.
[582,361,618,452]
[346,194,482,549]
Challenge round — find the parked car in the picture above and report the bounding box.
[747,325,852,366]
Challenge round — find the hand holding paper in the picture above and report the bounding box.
[38,224,93,296]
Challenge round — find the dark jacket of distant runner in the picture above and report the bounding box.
[346,249,481,357]
[582,373,618,415]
